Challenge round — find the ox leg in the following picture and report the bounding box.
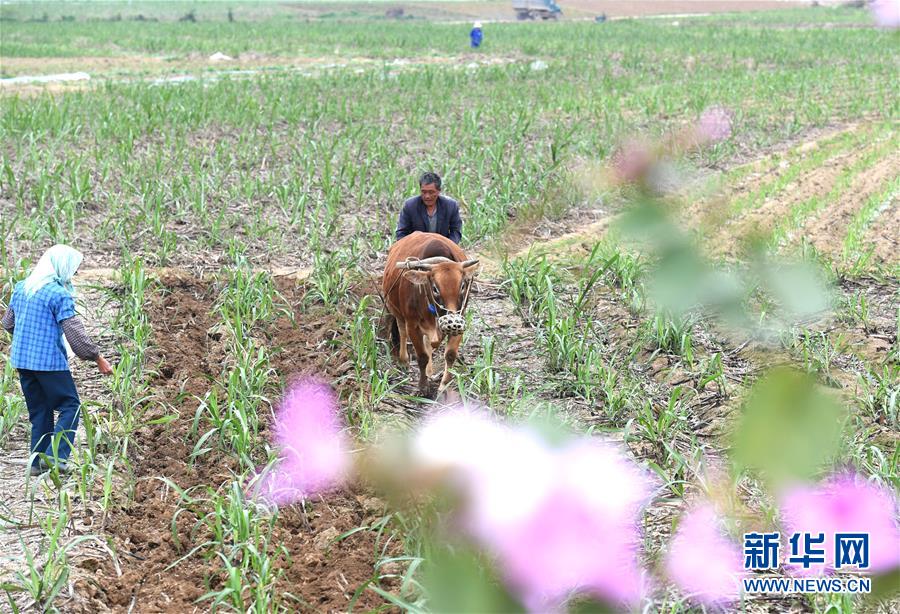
[421,333,435,377]
[409,327,431,397]
[429,327,441,349]
[438,333,463,394]
[404,320,419,363]
[396,316,409,365]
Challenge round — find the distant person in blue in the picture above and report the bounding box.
[1,245,113,476]
[470,21,483,48]
[395,172,463,244]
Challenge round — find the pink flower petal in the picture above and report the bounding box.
[611,139,655,184]
[666,505,745,605]
[412,407,655,610]
[496,488,647,611]
[256,378,350,504]
[697,106,732,144]
[780,473,900,576]
[870,0,900,28]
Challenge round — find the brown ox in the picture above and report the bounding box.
[382,232,479,397]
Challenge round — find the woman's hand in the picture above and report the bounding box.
[96,356,114,375]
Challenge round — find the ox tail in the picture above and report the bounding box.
[389,315,400,356]
[381,312,401,358]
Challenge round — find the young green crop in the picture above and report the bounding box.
[3,13,898,272]
[194,261,285,468]
[0,362,25,448]
[3,490,120,612]
[768,132,900,253]
[841,176,900,273]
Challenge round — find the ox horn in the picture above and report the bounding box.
[395,256,454,271]
[461,259,480,268]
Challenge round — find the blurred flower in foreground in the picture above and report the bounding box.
[870,0,900,28]
[607,104,830,341]
[666,504,745,605]
[413,406,655,611]
[780,473,900,577]
[609,105,732,193]
[732,368,845,489]
[696,106,733,144]
[610,138,656,185]
[255,378,350,504]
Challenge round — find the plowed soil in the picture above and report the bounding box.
[688,122,899,264]
[800,149,900,260]
[75,275,395,613]
[561,0,808,18]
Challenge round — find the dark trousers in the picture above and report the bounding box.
[18,369,81,467]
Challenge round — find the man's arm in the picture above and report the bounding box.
[396,202,413,241]
[448,201,463,244]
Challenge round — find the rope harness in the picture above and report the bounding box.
[421,273,474,316]
[421,274,472,336]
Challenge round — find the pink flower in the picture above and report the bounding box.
[611,138,655,184]
[255,378,350,504]
[495,487,647,611]
[870,0,900,28]
[412,407,655,610]
[414,407,557,533]
[780,474,900,576]
[697,106,732,144]
[666,505,745,605]
[494,440,653,610]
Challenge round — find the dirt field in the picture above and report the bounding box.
[2,141,897,612]
[0,0,819,82]
[65,277,396,612]
[520,0,809,18]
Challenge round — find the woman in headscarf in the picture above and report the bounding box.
[1,245,113,476]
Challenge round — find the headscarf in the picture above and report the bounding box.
[473,21,482,29]
[22,244,83,297]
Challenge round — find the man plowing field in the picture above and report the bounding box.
[395,172,463,244]
[382,232,478,397]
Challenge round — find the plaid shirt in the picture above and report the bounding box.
[8,281,76,371]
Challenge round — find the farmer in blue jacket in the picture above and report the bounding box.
[1,245,113,475]
[470,21,483,48]
[395,172,463,244]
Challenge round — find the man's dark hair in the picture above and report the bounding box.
[419,172,442,190]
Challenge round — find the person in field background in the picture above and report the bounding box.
[395,172,463,245]
[470,21,483,48]
[1,245,113,476]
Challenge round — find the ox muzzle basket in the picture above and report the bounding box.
[395,256,478,335]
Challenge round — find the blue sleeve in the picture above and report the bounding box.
[396,204,413,241]
[449,203,463,244]
[52,292,76,323]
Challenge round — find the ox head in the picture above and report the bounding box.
[396,256,479,334]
